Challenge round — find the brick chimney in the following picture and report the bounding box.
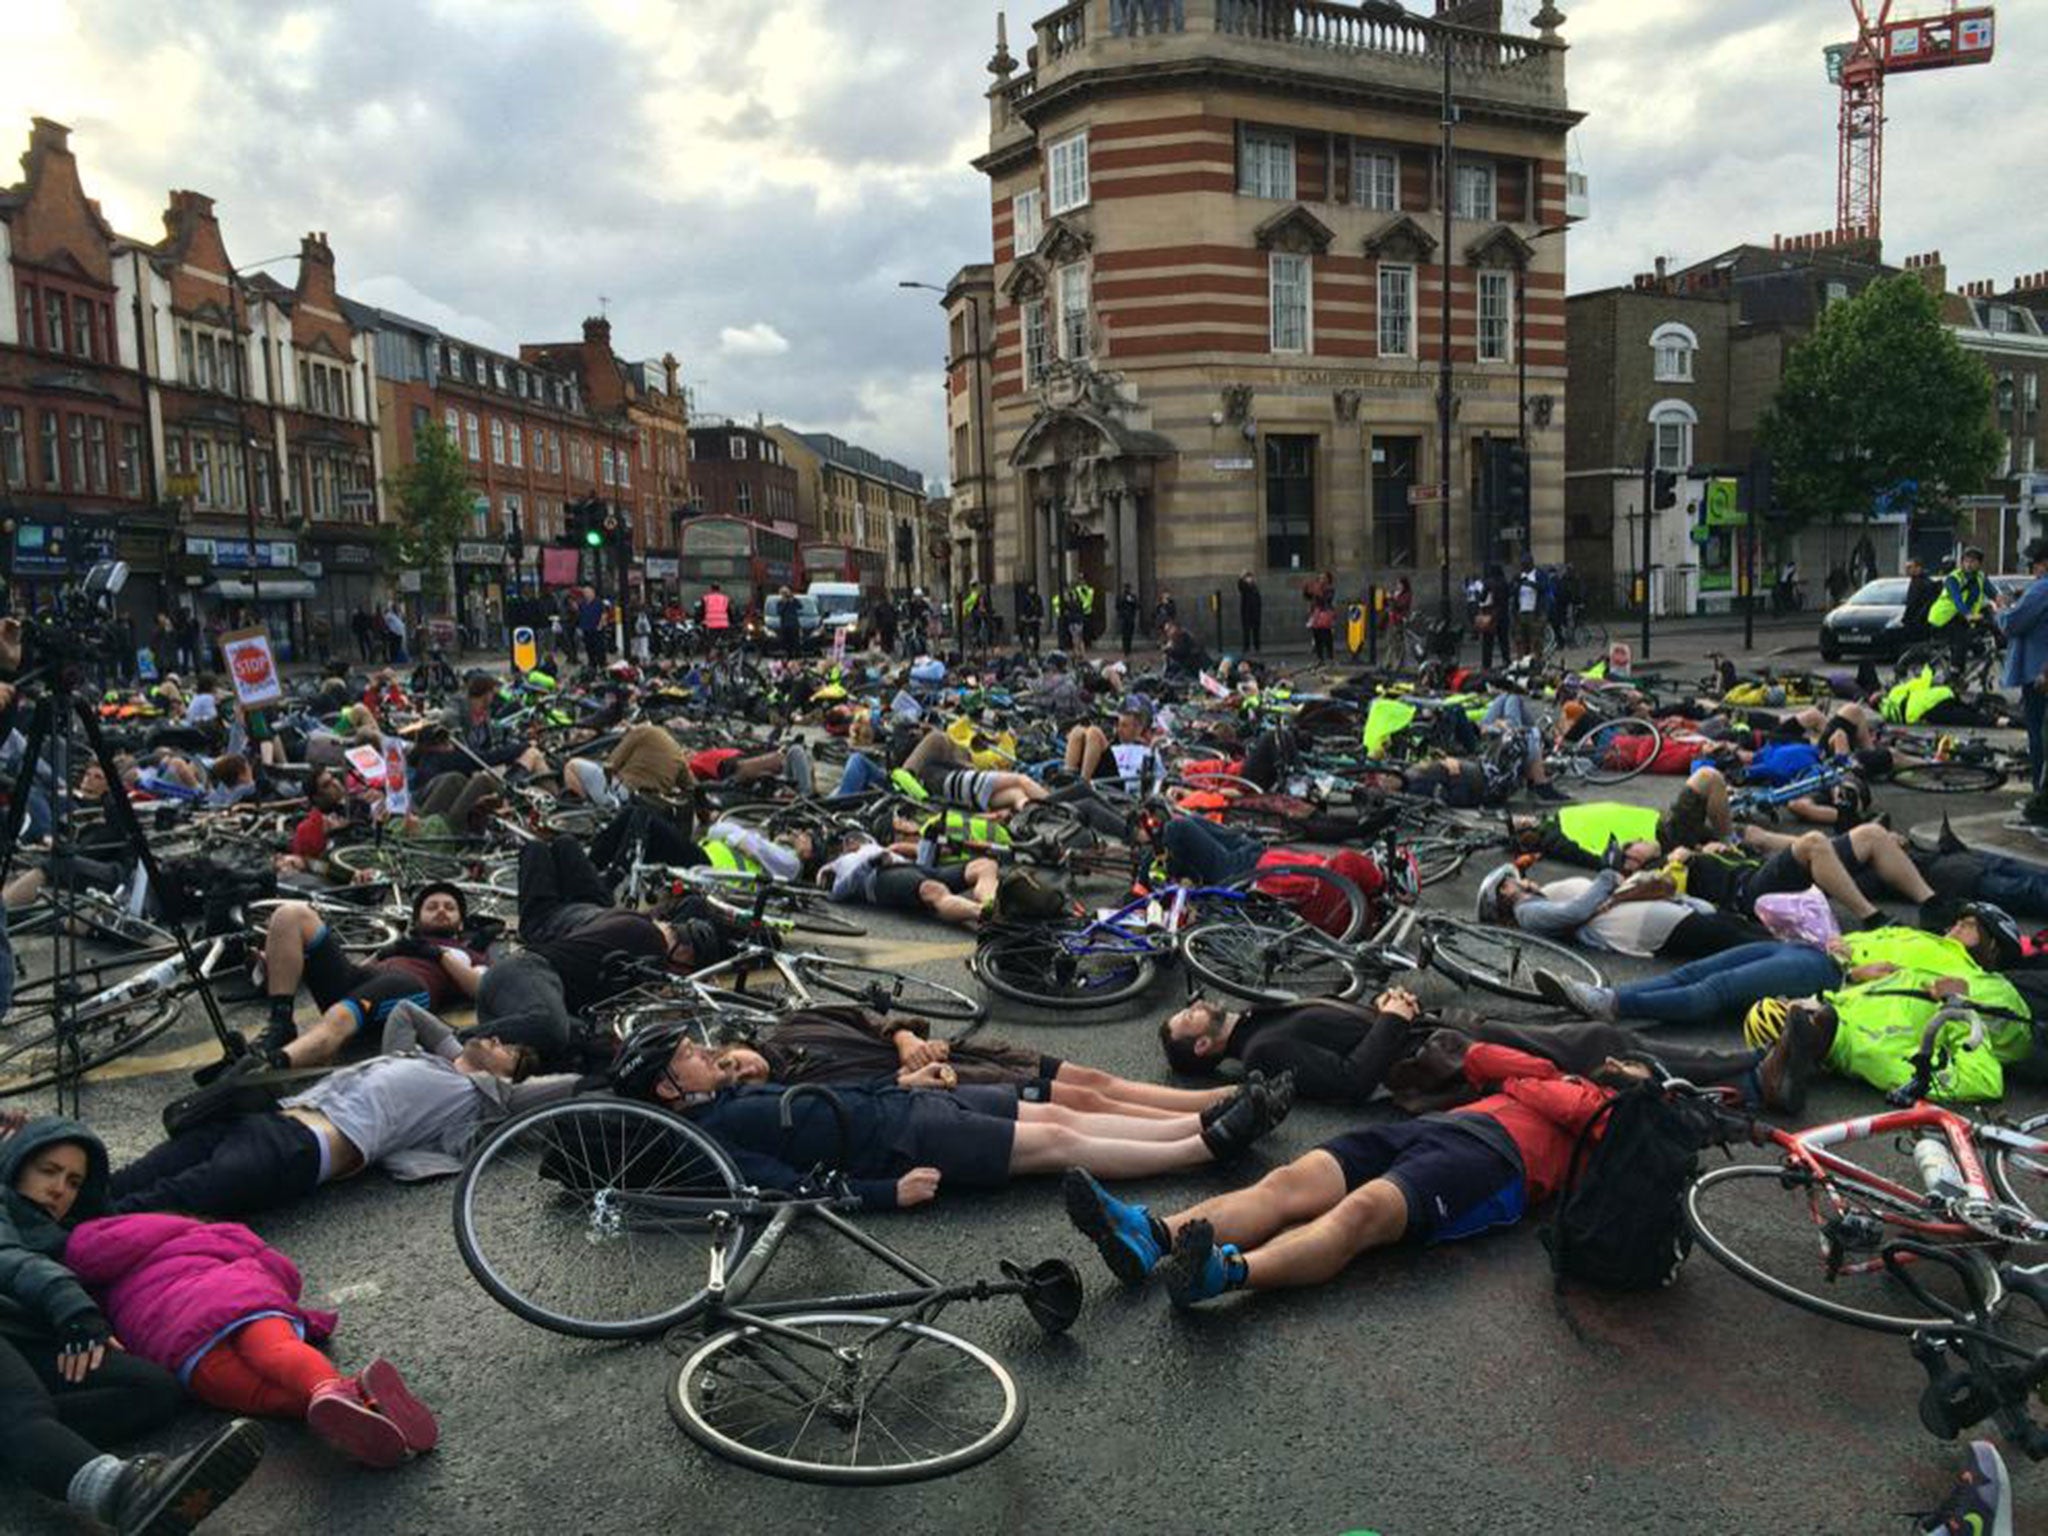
[1902,251,1947,296]
[583,315,612,349]
[294,230,338,309]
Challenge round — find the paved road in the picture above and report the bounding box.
[7,761,2041,1535]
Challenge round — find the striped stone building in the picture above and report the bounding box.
[948,0,1580,625]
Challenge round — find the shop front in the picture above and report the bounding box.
[454,540,511,653]
[301,535,382,665]
[185,531,311,662]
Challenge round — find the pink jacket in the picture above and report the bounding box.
[64,1214,337,1373]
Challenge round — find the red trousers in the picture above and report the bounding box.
[187,1316,340,1418]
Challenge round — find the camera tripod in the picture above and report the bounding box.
[0,663,240,1114]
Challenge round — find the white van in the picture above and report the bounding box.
[808,581,865,635]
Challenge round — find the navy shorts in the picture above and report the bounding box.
[1316,1119,1527,1245]
[900,1085,1019,1189]
[300,926,429,1038]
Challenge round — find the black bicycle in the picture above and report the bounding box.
[453,1088,1081,1484]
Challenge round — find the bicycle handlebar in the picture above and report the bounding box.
[1886,999,2001,1107]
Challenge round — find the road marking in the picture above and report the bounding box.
[843,937,978,966]
[327,1281,384,1304]
[0,1040,222,1094]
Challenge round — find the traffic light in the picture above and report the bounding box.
[1652,470,1679,511]
[606,506,632,553]
[1499,443,1529,522]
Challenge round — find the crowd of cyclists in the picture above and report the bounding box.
[3,539,2048,1531]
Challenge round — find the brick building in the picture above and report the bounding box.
[117,190,383,657]
[686,421,798,528]
[956,0,1580,629]
[0,119,162,629]
[623,354,691,597]
[356,305,636,639]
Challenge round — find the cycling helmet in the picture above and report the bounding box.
[672,917,722,968]
[410,881,469,929]
[1958,902,2024,968]
[1743,997,1790,1051]
[1475,862,1520,924]
[608,1019,696,1099]
[1963,546,1986,562]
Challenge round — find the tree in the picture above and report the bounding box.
[383,421,472,600]
[1760,273,2002,529]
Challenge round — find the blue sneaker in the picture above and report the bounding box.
[1157,1219,1246,1309]
[1917,1439,2011,1535]
[1062,1168,1162,1285]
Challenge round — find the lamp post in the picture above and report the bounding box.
[899,280,994,593]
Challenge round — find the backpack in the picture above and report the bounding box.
[995,868,1067,922]
[1538,1085,1724,1293]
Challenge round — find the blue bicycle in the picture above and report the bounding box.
[969,863,1370,1013]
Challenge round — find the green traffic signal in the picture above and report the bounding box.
[584,527,603,547]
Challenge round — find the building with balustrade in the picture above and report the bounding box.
[946,0,1582,631]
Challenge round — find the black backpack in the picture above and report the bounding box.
[1539,1085,1723,1293]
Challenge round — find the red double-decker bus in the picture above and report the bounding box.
[800,542,886,598]
[677,516,799,617]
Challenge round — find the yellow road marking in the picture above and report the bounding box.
[842,937,978,966]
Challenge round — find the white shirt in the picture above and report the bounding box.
[1517,574,1539,614]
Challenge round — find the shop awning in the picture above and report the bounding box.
[204,579,318,599]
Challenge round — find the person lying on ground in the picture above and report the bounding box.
[612,1028,1292,1211]
[1655,823,1937,930]
[1475,859,1769,959]
[709,1004,1236,1119]
[1152,816,1389,935]
[1063,1043,1644,1307]
[0,1115,267,1534]
[1157,983,1804,1112]
[247,884,489,1073]
[121,1005,570,1219]
[65,1211,437,1469]
[815,832,999,928]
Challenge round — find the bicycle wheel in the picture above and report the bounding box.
[971,928,1159,1013]
[329,843,471,882]
[1986,1111,2048,1224]
[242,902,402,956]
[1890,760,2009,795]
[0,991,184,1098]
[1226,863,1369,945]
[1406,836,1472,888]
[1181,918,1366,1006]
[669,1313,1025,1484]
[1560,718,1662,786]
[454,1098,749,1339]
[1423,916,1605,1004]
[1685,1162,2000,1334]
[792,956,986,1023]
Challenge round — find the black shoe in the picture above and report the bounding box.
[1199,1084,1251,1131]
[108,1418,265,1536]
[1199,1088,1265,1162]
[189,1034,251,1087]
[1936,814,1967,857]
[162,1053,276,1138]
[1251,1070,1296,1130]
[1530,782,1569,804]
[1853,909,1891,932]
[1758,1008,1824,1118]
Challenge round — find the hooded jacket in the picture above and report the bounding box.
[64,1215,337,1375]
[0,1117,110,1338]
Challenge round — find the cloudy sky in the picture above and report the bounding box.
[7,0,2044,486]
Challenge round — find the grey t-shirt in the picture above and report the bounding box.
[284,1055,480,1169]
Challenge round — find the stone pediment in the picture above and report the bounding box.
[1466,223,1536,269]
[1001,257,1048,302]
[297,332,347,361]
[1364,214,1439,263]
[1035,216,1093,267]
[1254,205,1335,256]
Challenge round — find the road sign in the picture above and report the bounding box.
[512,625,537,673]
[1407,483,1447,506]
[340,488,374,510]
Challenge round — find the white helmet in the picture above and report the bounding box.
[1475,862,1521,924]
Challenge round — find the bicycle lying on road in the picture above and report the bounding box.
[454,1085,1083,1483]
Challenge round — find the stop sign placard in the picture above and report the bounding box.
[219,627,283,707]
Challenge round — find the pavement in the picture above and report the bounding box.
[6,746,2043,1534]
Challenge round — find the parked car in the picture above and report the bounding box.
[761,592,824,653]
[1817,573,2029,662]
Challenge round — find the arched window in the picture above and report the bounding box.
[1650,321,1697,383]
[1648,399,1697,471]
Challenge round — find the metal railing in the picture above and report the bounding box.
[1213,0,1551,73]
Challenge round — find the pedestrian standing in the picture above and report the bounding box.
[577,585,607,670]
[1996,537,2048,809]
[1016,584,1042,656]
[1514,556,1543,661]
[1478,564,1509,671]
[310,611,332,666]
[1237,571,1263,654]
[1304,570,1336,665]
[350,607,372,664]
[1152,587,1177,637]
[1116,584,1139,657]
[775,585,801,660]
[633,607,652,665]
[382,604,408,665]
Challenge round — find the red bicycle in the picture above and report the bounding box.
[1684,1000,2048,1333]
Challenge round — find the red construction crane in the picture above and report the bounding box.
[1825,2,1996,241]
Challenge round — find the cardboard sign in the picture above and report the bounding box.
[345,744,388,783]
[382,738,411,816]
[220,627,283,707]
[512,625,538,673]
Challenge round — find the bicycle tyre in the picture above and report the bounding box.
[1889,761,2009,795]
[792,956,986,1023]
[0,991,184,1098]
[1562,718,1663,787]
[1405,835,1471,887]
[1685,1162,2001,1334]
[453,1098,750,1339]
[329,843,471,882]
[1986,1110,2048,1226]
[1180,918,1366,1006]
[971,928,1159,1013]
[1226,863,1369,945]
[668,1313,1025,1484]
[242,902,402,956]
[1423,916,1605,1003]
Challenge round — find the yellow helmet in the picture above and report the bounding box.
[1744,997,1791,1051]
